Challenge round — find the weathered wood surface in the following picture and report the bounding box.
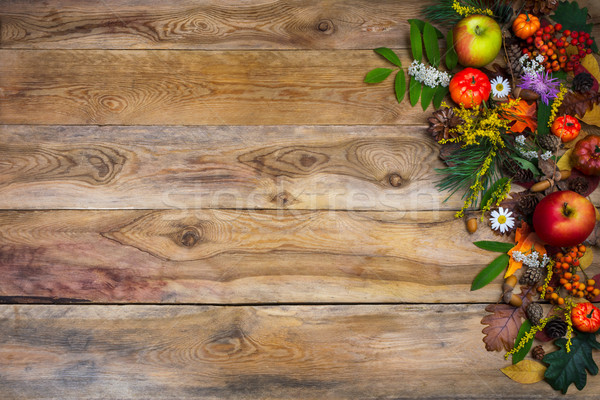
[1,304,599,399]
[0,49,422,126]
[0,209,533,304]
[1,0,598,50]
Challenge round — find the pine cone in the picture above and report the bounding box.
[568,176,590,196]
[532,345,545,361]
[545,319,567,339]
[538,134,562,151]
[573,72,594,93]
[427,107,462,142]
[521,267,544,287]
[526,303,544,326]
[516,193,540,216]
[524,0,558,15]
[506,43,524,77]
[501,159,533,182]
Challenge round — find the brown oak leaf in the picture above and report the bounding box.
[558,91,600,119]
[481,286,534,352]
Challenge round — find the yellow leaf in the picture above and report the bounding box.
[501,360,547,384]
[581,54,600,127]
[556,147,574,170]
[580,248,593,270]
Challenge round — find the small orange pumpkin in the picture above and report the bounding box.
[512,13,540,40]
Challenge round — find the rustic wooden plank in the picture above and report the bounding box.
[1,304,599,399]
[0,0,433,50]
[0,125,468,211]
[0,49,425,126]
[2,209,576,304]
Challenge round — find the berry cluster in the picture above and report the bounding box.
[538,245,600,304]
[521,23,594,73]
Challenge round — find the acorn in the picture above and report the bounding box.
[503,292,523,307]
[503,275,518,292]
[466,217,478,233]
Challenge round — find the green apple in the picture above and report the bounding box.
[453,14,502,68]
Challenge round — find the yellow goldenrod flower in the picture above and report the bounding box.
[452,0,493,17]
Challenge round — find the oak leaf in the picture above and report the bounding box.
[481,286,533,352]
[501,360,546,384]
[503,98,537,133]
[558,91,600,119]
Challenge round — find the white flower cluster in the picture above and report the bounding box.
[515,135,526,145]
[511,250,550,269]
[540,150,553,160]
[408,60,451,88]
[519,149,538,160]
[515,135,544,160]
[519,54,545,77]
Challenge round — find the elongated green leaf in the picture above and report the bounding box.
[423,22,440,67]
[420,84,436,111]
[480,177,510,210]
[409,21,422,62]
[374,47,402,68]
[445,30,458,71]
[364,68,393,83]
[407,19,444,38]
[473,241,514,253]
[409,76,421,107]
[433,85,449,109]
[512,320,534,364]
[537,100,552,135]
[394,70,406,103]
[471,253,510,291]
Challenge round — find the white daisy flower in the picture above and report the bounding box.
[490,76,511,98]
[490,207,515,233]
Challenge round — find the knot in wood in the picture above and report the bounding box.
[388,173,404,188]
[180,227,201,247]
[317,20,333,34]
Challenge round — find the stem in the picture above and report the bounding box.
[587,308,595,319]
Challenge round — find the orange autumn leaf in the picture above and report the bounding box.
[504,222,546,278]
[503,98,537,133]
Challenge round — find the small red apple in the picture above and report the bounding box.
[533,190,596,247]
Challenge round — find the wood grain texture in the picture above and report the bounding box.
[4,209,585,304]
[1,304,599,399]
[0,49,424,126]
[0,125,461,210]
[0,0,430,50]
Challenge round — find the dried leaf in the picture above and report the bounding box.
[559,91,600,119]
[579,248,593,270]
[503,99,537,133]
[538,156,558,181]
[556,148,574,171]
[501,360,547,384]
[505,223,546,278]
[481,286,533,352]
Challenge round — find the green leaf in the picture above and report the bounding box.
[409,20,422,62]
[409,76,421,107]
[407,19,444,39]
[471,253,510,291]
[480,177,510,210]
[537,99,552,135]
[544,333,600,394]
[423,22,440,67]
[420,85,436,111]
[364,68,394,83]
[551,2,592,34]
[512,320,534,364]
[432,85,449,109]
[473,241,514,253]
[512,156,541,177]
[374,47,402,68]
[394,70,406,103]
[445,30,458,71]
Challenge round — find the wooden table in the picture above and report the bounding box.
[1,1,599,398]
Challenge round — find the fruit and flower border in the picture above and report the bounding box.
[365,0,600,394]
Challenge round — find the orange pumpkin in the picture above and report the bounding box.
[512,13,540,40]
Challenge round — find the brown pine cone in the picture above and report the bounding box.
[538,134,561,152]
[526,303,544,326]
[516,193,539,216]
[568,176,590,196]
[524,0,558,15]
[545,319,567,339]
[532,345,545,361]
[506,43,524,77]
[427,107,462,142]
[521,267,544,287]
[573,72,594,93]
[501,159,533,183]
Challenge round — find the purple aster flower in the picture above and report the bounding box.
[519,71,560,105]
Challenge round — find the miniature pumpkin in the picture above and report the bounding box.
[512,13,540,40]
[551,115,581,143]
[449,67,491,109]
[571,302,600,333]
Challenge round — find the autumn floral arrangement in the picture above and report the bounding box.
[365,0,600,394]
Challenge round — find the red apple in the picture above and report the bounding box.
[453,14,502,67]
[532,190,596,247]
